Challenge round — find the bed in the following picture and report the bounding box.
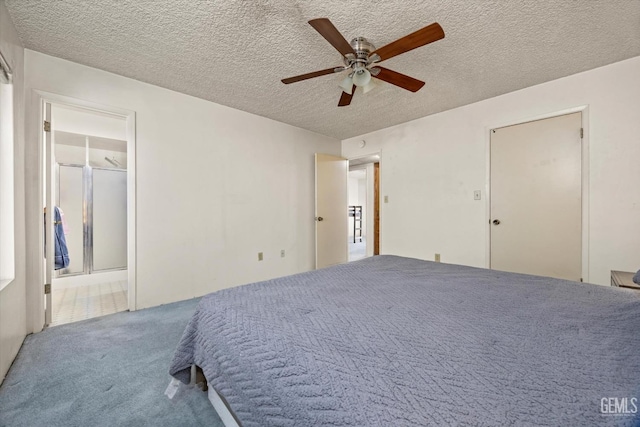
[169,255,640,426]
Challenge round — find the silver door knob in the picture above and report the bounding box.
[316,216,324,222]
[492,219,500,225]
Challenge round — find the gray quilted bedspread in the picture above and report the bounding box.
[169,255,640,426]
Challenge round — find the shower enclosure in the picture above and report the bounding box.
[55,133,127,277]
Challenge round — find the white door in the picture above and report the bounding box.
[315,153,348,269]
[44,102,54,325]
[490,112,582,281]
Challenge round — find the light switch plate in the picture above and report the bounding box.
[258,252,263,261]
[474,190,481,200]
[384,195,389,203]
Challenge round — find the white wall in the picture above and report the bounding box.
[0,0,25,382]
[53,104,127,141]
[347,175,358,238]
[358,177,366,237]
[343,56,640,286]
[348,174,359,206]
[364,163,374,257]
[24,50,340,312]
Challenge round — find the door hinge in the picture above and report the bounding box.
[44,120,51,132]
[44,283,51,294]
[580,128,583,139]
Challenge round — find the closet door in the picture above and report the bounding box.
[92,168,127,271]
[490,112,582,281]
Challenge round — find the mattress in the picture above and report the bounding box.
[169,255,640,426]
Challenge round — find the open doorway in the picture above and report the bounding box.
[347,154,380,262]
[44,103,129,326]
[348,169,366,261]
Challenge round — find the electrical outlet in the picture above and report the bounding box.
[435,253,441,262]
[384,195,389,203]
[281,249,285,258]
[474,190,481,200]
[258,252,263,261]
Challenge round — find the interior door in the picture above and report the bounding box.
[315,153,348,269]
[44,102,54,325]
[490,112,582,281]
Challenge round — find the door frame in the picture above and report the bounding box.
[484,105,590,282]
[347,152,382,257]
[26,90,136,332]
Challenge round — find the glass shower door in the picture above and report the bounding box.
[92,168,127,271]
[56,165,127,276]
[57,165,85,275]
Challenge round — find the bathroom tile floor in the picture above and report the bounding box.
[51,280,128,326]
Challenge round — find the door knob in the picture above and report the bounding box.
[492,219,500,225]
[316,216,324,222]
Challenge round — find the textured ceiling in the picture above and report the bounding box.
[6,0,640,139]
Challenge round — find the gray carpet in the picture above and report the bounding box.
[0,298,223,427]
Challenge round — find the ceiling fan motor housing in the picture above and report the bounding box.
[351,37,375,56]
[344,37,378,68]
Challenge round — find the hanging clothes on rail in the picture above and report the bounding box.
[44,206,70,270]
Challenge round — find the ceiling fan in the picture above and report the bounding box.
[281,18,445,107]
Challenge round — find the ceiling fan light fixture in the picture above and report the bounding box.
[339,75,353,94]
[362,79,377,94]
[352,68,371,87]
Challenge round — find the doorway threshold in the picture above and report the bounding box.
[50,279,127,327]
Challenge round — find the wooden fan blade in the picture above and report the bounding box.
[338,85,356,107]
[281,68,339,84]
[371,23,444,61]
[309,18,356,57]
[374,67,425,92]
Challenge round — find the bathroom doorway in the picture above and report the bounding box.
[44,103,130,326]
